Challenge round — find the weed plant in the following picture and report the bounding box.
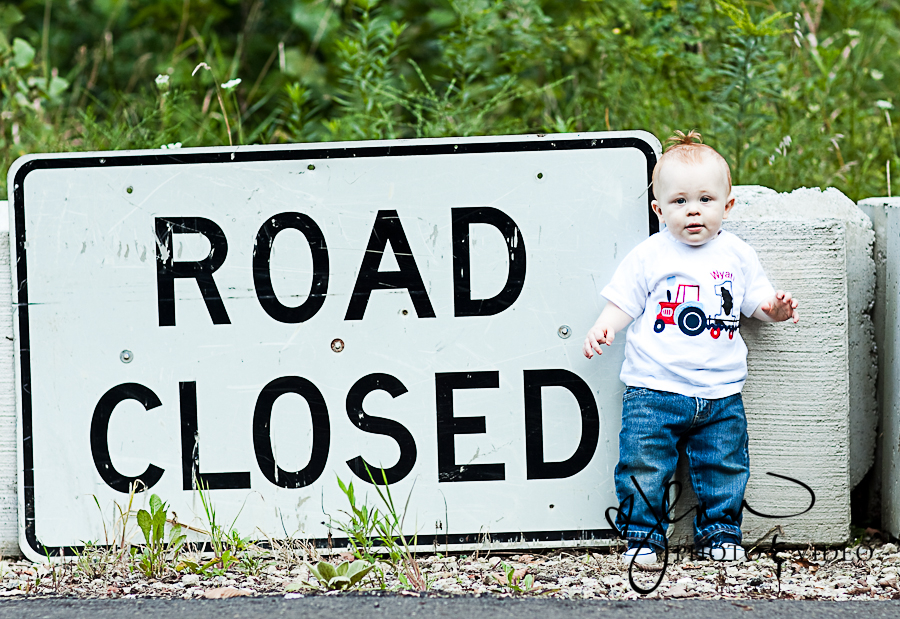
[132,494,186,579]
[493,561,536,593]
[2,0,898,200]
[333,469,427,590]
[295,559,375,591]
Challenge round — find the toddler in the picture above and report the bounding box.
[583,130,799,565]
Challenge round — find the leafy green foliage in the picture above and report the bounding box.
[493,562,535,593]
[131,494,186,579]
[333,472,427,590]
[3,0,900,200]
[293,560,375,591]
[193,479,247,573]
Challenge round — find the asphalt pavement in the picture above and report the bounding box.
[3,595,900,619]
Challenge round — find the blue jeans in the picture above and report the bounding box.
[614,387,749,550]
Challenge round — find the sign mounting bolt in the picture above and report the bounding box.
[331,339,345,353]
[557,325,571,339]
[120,350,134,363]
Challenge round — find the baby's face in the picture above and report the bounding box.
[652,156,734,246]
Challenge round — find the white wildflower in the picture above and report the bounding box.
[155,74,170,90]
[160,142,182,150]
[876,100,894,111]
[871,69,884,81]
[221,78,242,91]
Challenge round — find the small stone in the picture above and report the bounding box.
[601,575,622,586]
[667,584,693,598]
[488,557,502,567]
[182,574,200,586]
[879,576,898,589]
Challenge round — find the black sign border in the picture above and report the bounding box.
[11,134,658,557]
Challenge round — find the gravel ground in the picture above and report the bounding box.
[1,538,898,601]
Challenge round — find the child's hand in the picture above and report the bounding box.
[583,324,615,358]
[758,290,799,323]
[583,302,634,358]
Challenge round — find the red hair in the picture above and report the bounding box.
[652,130,732,194]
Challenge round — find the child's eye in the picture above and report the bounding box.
[675,198,686,204]
[700,196,711,203]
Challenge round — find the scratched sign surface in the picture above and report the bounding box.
[8,132,659,559]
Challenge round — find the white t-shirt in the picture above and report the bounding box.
[601,228,775,398]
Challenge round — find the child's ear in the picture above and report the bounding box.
[651,200,664,220]
[722,195,735,219]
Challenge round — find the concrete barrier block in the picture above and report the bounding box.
[0,201,17,557]
[670,187,874,546]
[858,197,900,537]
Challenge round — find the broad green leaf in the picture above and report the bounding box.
[175,560,199,572]
[347,562,374,585]
[168,523,183,543]
[12,38,34,68]
[149,494,163,515]
[304,561,322,581]
[152,507,166,543]
[48,76,69,99]
[315,561,337,581]
[136,509,152,545]
[346,561,370,577]
[335,561,349,576]
[0,5,24,32]
[328,575,351,589]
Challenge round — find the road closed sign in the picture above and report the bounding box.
[8,132,659,559]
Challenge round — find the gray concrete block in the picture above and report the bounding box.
[858,197,900,537]
[0,201,17,557]
[669,187,874,547]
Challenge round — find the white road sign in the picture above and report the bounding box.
[9,132,659,560]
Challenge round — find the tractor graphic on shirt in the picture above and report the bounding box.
[653,281,739,339]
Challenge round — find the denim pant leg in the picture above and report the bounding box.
[683,392,749,547]
[614,388,692,551]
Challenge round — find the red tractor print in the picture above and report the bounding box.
[654,284,706,336]
[654,282,739,339]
